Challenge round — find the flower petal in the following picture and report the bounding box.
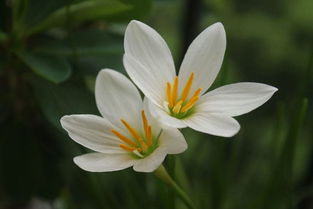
[124,20,176,105]
[183,112,240,137]
[178,22,226,95]
[148,100,187,128]
[159,128,188,154]
[124,55,166,106]
[95,69,142,130]
[197,82,278,116]
[133,147,167,172]
[61,114,125,153]
[74,153,135,172]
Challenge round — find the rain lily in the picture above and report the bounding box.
[123,20,278,137]
[60,69,187,172]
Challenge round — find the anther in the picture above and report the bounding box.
[147,126,152,146]
[119,144,137,152]
[121,119,148,152]
[111,129,136,146]
[141,110,149,139]
[181,72,194,102]
[180,96,199,113]
[172,76,179,105]
[180,88,201,113]
[121,119,141,141]
[166,82,173,108]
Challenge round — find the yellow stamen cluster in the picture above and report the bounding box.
[111,110,153,154]
[166,72,202,116]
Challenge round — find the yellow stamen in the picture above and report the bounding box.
[172,100,183,114]
[191,88,202,99]
[147,126,152,146]
[121,119,141,141]
[180,96,199,113]
[119,144,137,152]
[121,119,148,151]
[180,88,201,113]
[166,82,173,108]
[141,110,149,139]
[172,76,179,105]
[181,72,194,102]
[111,129,136,146]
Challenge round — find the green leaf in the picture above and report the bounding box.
[109,0,152,21]
[13,0,69,36]
[22,0,68,25]
[261,98,308,209]
[30,77,98,128]
[0,55,5,72]
[17,51,72,83]
[12,0,27,32]
[27,0,131,35]
[0,30,7,42]
[32,30,124,75]
[34,29,123,56]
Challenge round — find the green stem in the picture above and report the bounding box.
[154,164,197,209]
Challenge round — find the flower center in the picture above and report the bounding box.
[111,110,159,158]
[166,72,202,118]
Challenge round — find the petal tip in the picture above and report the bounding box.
[73,155,99,172]
[227,126,241,137]
[60,115,71,127]
[127,20,145,30]
[129,19,141,25]
[264,85,279,95]
[214,22,224,27]
[73,156,79,164]
[272,86,279,93]
[97,68,117,77]
[180,142,188,153]
[132,166,153,173]
[220,123,241,138]
[212,22,225,32]
[73,156,86,170]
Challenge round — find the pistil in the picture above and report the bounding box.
[172,100,183,114]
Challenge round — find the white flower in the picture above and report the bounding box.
[60,69,187,172]
[123,20,278,137]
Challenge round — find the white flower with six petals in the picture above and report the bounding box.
[123,20,278,137]
[60,69,187,172]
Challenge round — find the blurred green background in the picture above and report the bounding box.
[0,0,312,208]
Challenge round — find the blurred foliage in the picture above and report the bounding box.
[0,0,312,209]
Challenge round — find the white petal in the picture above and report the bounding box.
[95,69,142,130]
[148,100,187,128]
[183,112,240,137]
[124,20,176,105]
[60,115,125,153]
[123,55,167,107]
[123,55,167,106]
[133,147,167,172]
[197,82,278,116]
[178,22,226,95]
[74,153,135,172]
[159,128,187,154]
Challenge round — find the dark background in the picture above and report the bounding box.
[0,0,312,208]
